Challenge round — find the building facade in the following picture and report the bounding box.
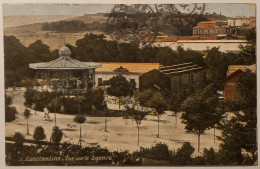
[140,62,206,93]
[193,22,227,37]
[95,62,160,89]
[223,64,256,101]
[153,37,248,52]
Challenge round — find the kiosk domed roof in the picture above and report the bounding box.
[59,44,71,57]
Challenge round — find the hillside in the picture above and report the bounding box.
[3,15,78,28]
[3,14,108,50]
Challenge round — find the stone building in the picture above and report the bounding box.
[193,21,227,37]
[139,62,206,93]
[94,62,160,89]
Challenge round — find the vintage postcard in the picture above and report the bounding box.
[2,1,258,167]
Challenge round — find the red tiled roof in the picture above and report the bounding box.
[198,22,215,27]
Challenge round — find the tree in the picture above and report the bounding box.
[13,132,25,147]
[203,147,219,165]
[148,91,167,138]
[181,84,222,152]
[237,28,256,65]
[49,97,62,125]
[166,91,190,129]
[135,89,154,108]
[74,114,86,146]
[5,94,17,122]
[23,109,31,135]
[4,36,28,87]
[51,126,63,149]
[218,71,257,165]
[75,33,118,62]
[104,75,134,109]
[33,126,46,146]
[127,106,148,146]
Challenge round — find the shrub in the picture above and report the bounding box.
[5,106,17,122]
[13,132,25,146]
[203,147,219,165]
[141,143,172,161]
[33,126,46,145]
[173,142,195,165]
[23,89,105,115]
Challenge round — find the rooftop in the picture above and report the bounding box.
[96,62,160,74]
[29,44,101,70]
[227,64,256,76]
[158,62,204,75]
[29,58,102,70]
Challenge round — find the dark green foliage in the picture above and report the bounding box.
[203,147,219,165]
[42,20,106,32]
[92,87,106,111]
[48,97,63,113]
[141,143,172,161]
[13,132,25,146]
[33,126,46,142]
[218,71,257,165]
[105,75,134,97]
[5,106,18,122]
[192,156,205,165]
[204,47,238,89]
[4,36,28,87]
[4,36,58,87]
[174,142,195,165]
[104,75,134,109]
[51,126,63,144]
[181,84,223,152]
[23,88,105,115]
[136,90,167,137]
[127,106,148,146]
[74,114,86,124]
[135,89,154,107]
[148,91,168,116]
[24,89,57,111]
[5,95,18,122]
[23,109,31,119]
[237,28,256,65]
[204,29,256,90]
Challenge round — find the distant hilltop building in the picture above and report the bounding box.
[193,17,255,38]
[227,17,256,27]
[193,21,228,37]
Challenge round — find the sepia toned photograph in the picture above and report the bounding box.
[3,2,257,166]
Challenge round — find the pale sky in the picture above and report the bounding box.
[2,3,256,17]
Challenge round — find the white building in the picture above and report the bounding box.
[94,62,160,89]
[227,17,251,27]
[153,39,248,52]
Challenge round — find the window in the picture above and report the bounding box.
[98,78,102,85]
[130,79,136,88]
[130,78,135,84]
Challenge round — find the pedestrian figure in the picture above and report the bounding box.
[43,106,50,120]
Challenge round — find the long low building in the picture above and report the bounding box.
[94,62,160,89]
[153,37,248,52]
